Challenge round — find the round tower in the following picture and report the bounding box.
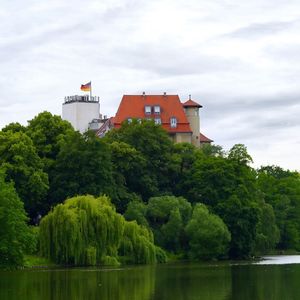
[182,95,202,147]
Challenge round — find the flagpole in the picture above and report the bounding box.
[90,81,92,101]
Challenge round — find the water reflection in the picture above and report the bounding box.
[230,264,300,300]
[153,263,231,300]
[256,255,300,265]
[1,257,300,300]
[0,266,156,300]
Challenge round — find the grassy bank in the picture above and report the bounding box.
[24,255,57,268]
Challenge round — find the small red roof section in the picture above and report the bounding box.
[200,133,213,143]
[113,94,192,133]
[182,99,202,108]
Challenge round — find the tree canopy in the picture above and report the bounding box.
[49,131,116,205]
[39,195,162,265]
[0,170,33,268]
[0,130,48,219]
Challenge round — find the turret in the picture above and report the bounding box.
[182,95,202,147]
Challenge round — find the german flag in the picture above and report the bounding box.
[81,81,91,92]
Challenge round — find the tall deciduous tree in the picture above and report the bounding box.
[27,111,74,171]
[185,203,231,260]
[50,131,115,205]
[0,170,33,268]
[145,196,192,252]
[257,166,300,250]
[105,120,175,199]
[0,130,48,218]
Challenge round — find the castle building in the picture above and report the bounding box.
[96,93,213,147]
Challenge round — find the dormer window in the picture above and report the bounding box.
[154,105,160,114]
[145,106,151,115]
[170,117,177,128]
[154,117,161,125]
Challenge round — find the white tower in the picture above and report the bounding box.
[62,95,100,133]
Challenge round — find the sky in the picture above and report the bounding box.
[1,0,300,171]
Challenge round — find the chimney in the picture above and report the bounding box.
[163,92,167,97]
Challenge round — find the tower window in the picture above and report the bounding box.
[145,106,151,115]
[170,117,177,128]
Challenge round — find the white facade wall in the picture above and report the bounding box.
[62,102,100,133]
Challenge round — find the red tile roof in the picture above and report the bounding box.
[113,95,192,133]
[200,132,213,143]
[182,99,202,108]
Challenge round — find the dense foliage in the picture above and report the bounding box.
[0,171,34,268]
[39,195,161,265]
[1,112,300,268]
[185,204,231,259]
[0,130,48,219]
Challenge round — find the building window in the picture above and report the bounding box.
[154,117,161,125]
[145,106,151,115]
[194,109,199,116]
[127,118,132,123]
[170,117,177,128]
[154,105,160,114]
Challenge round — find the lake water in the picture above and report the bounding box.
[1,256,300,300]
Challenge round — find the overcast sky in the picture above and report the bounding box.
[1,0,300,170]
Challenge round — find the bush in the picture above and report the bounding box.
[185,204,231,260]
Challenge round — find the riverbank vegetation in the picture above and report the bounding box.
[1,112,300,268]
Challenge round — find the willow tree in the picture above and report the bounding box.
[39,195,161,266]
[119,221,157,264]
[39,195,124,265]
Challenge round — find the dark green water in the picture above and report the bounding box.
[1,256,300,300]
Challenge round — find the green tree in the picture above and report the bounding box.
[257,166,300,250]
[0,130,48,219]
[39,195,124,265]
[50,131,115,205]
[27,111,74,171]
[201,143,225,157]
[39,195,160,265]
[146,196,192,252]
[119,221,157,264]
[216,195,259,258]
[255,202,280,254]
[105,120,175,199]
[227,144,253,165]
[185,203,231,260]
[124,200,149,227]
[108,141,148,212]
[2,122,26,133]
[0,170,33,268]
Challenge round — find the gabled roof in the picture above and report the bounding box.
[113,94,192,133]
[182,99,202,108]
[200,132,213,143]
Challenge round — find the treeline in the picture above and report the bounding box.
[0,112,300,268]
